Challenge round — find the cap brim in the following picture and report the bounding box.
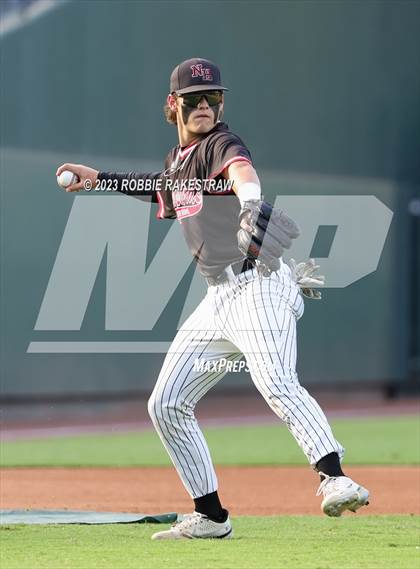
[175,84,228,95]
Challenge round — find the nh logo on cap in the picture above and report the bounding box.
[190,64,213,81]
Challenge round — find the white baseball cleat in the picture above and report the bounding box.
[151,511,233,540]
[316,473,370,517]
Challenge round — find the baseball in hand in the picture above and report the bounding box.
[57,170,79,188]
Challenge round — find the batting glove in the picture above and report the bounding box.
[288,258,325,300]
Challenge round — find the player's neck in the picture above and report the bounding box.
[176,121,220,148]
[177,124,200,148]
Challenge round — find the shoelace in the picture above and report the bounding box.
[316,473,351,497]
[172,512,203,530]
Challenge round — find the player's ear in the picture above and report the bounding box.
[167,93,177,112]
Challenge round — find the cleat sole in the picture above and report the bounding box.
[323,488,370,517]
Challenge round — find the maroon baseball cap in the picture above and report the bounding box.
[170,58,228,95]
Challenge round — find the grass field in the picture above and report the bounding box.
[1,415,419,569]
[1,416,419,467]
[1,516,419,569]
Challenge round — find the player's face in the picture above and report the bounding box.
[177,91,224,134]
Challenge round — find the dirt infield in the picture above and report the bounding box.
[1,466,418,516]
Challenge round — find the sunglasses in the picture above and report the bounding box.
[180,91,223,108]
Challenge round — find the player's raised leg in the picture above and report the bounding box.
[219,269,369,516]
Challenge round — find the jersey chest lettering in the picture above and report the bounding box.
[172,185,203,220]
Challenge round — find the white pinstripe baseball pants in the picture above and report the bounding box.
[147,262,344,499]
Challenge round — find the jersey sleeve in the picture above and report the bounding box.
[205,132,252,181]
[97,170,161,202]
[97,149,176,205]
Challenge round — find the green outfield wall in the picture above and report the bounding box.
[1,0,419,396]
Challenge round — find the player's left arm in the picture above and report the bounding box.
[225,161,300,272]
[226,162,324,294]
[224,160,261,197]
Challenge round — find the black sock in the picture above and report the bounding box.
[315,452,345,479]
[194,491,227,522]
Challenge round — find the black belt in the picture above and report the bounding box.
[205,259,255,287]
[231,258,255,275]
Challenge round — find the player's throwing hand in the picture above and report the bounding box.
[56,163,99,192]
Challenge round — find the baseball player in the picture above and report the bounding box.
[56,58,369,540]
